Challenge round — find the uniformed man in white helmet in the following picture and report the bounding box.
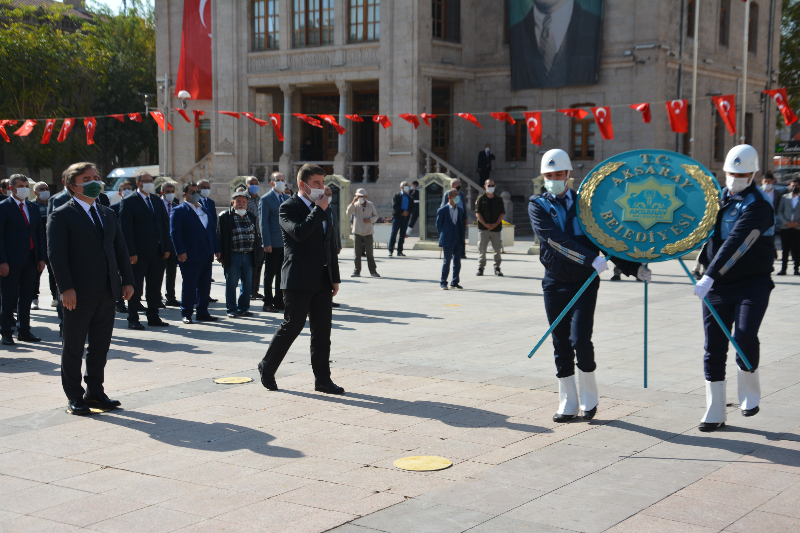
[694,144,776,432]
[529,149,651,422]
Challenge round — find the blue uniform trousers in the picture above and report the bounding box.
[542,273,600,378]
[703,275,773,381]
[441,242,463,285]
[178,256,213,319]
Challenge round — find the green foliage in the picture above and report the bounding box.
[780,0,800,117]
[0,0,156,178]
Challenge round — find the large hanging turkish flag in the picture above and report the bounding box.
[175,0,212,100]
[84,117,96,145]
[522,112,541,145]
[57,118,75,142]
[764,88,799,126]
[41,119,56,144]
[269,114,284,141]
[591,107,614,140]
[665,99,689,133]
[712,95,736,136]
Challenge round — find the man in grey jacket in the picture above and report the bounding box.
[346,188,379,277]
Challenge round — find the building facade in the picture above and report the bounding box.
[155,0,780,218]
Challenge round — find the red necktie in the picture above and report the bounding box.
[19,202,33,250]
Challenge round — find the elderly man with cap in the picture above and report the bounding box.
[346,188,380,277]
[218,190,261,318]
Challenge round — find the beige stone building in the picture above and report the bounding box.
[155,0,780,225]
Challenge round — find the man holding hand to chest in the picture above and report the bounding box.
[257,164,343,394]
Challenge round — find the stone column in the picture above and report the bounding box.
[279,83,294,181]
[333,80,349,176]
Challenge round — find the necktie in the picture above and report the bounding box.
[89,205,102,229]
[19,203,33,250]
[146,196,154,215]
[540,14,556,74]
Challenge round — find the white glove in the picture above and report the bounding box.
[637,265,652,282]
[694,275,714,301]
[591,256,608,274]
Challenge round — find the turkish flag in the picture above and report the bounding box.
[665,99,689,133]
[218,111,240,119]
[110,114,125,123]
[712,95,737,135]
[57,118,75,142]
[420,113,437,127]
[242,112,269,126]
[269,113,284,141]
[591,107,614,140]
[193,109,205,128]
[398,113,420,129]
[764,88,799,126]
[629,103,651,123]
[0,126,8,143]
[294,113,322,128]
[373,115,392,128]
[557,108,588,120]
[174,108,191,123]
[522,112,542,145]
[345,114,364,122]
[319,114,346,135]
[150,111,174,132]
[175,0,212,99]
[490,112,515,124]
[41,119,56,144]
[13,120,37,137]
[84,117,96,145]
[456,113,482,129]
[128,113,142,122]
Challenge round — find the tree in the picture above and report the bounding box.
[780,0,800,119]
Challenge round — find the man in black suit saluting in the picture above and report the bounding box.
[48,162,134,415]
[257,164,343,394]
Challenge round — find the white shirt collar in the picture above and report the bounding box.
[299,194,313,210]
[138,189,150,201]
[533,0,574,54]
[11,195,25,207]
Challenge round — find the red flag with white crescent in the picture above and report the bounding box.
[193,110,205,128]
[557,108,588,120]
[41,119,56,144]
[128,113,142,122]
[150,111,174,132]
[591,107,614,140]
[712,95,737,135]
[175,0,212,99]
[294,113,322,128]
[110,114,126,123]
[345,114,364,122]
[456,113,482,129]
[57,118,75,142]
[0,126,8,143]
[398,114,420,129]
[764,88,799,126]
[242,112,269,126]
[13,120,37,137]
[373,115,392,128]
[522,112,542,145]
[490,112,515,124]
[319,114,346,134]
[269,113,284,141]
[665,99,689,133]
[84,117,96,145]
[629,103,651,123]
[218,111,240,119]
[174,108,191,123]
[420,113,437,127]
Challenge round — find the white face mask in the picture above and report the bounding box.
[761,183,773,192]
[358,198,366,205]
[486,186,495,193]
[141,183,156,194]
[273,181,286,192]
[15,187,30,200]
[544,179,567,196]
[235,208,247,216]
[37,191,50,201]
[726,173,753,195]
[121,189,134,198]
[485,148,490,153]
[305,186,325,202]
[200,189,211,198]
[403,186,410,193]
[164,193,175,202]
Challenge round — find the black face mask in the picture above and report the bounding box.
[456,186,461,191]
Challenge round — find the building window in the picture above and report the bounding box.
[293,0,334,48]
[432,0,460,43]
[197,119,211,162]
[348,0,379,43]
[253,0,279,50]
[745,112,754,145]
[505,107,527,161]
[719,0,730,47]
[571,105,595,160]
[503,0,510,44]
[714,112,725,162]
[748,2,758,53]
[687,0,695,37]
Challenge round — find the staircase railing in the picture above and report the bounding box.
[418,145,481,218]
[176,152,215,185]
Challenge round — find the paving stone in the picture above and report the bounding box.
[420,479,541,514]
[606,514,717,532]
[353,499,493,533]
[724,510,800,532]
[87,505,205,533]
[32,493,148,527]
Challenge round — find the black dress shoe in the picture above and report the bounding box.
[477,269,484,276]
[115,303,128,313]
[236,311,254,317]
[257,362,278,390]
[494,268,504,277]
[263,304,279,313]
[553,413,577,423]
[196,315,218,322]
[226,313,238,318]
[776,269,786,276]
[332,302,340,308]
[157,302,166,309]
[147,319,170,327]
[209,297,218,303]
[742,406,760,417]
[1,335,15,346]
[84,393,121,409]
[17,331,41,342]
[182,317,193,324]
[68,399,91,415]
[698,422,725,432]
[610,274,621,281]
[164,298,181,307]
[370,271,380,277]
[315,378,345,395]
[251,293,264,300]
[449,284,463,290]
[128,322,145,330]
[581,407,597,420]
[397,252,406,257]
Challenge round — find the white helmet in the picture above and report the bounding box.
[723,144,759,174]
[541,149,573,174]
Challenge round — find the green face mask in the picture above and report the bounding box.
[79,180,103,199]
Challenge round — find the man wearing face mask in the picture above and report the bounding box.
[257,164,343,394]
[244,177,265,301]
[777,178,800,276]
[346,188,379,277]
[119,171,172,330]
[759,172,781,262]
[475,178,505,276]
[477,143,495,185]
[218,191,261,318]
[441,179,468,258]
[437,189,466,290]
[693,144,776,432]
[389,181,413,257]
[260,172,289,313]
[406,180,420,237]
[0,175,47,345]
[32,182,56,311]
[529,149,649,423]
[197,179,216,212]
[159,182,181,307]
[47,163,134,414]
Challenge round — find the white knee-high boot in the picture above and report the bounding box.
[557,375,580,416]
[578,370,598,413]
[701,380,727,424]
[738,368,761,415]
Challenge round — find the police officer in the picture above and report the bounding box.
[529,149,651,423]
[694,144,775,432]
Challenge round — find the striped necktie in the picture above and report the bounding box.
[540,14,556,74]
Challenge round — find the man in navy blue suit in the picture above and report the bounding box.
[170,182,221,324]
[0,175,47,345]
[198,179,216,212]
[436,189,465,290]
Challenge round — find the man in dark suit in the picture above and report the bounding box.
[0,175,47,345]
[159,182,181,307]
[257,164,343,394]
[119,171,172,330]
[259,172,289,313]
[406,180,420,236]
[477,144,496,185]
[198,179,216,212]
[440,179,469,259]
[388,181,412,257]
[48,162,134,415]
[170,182,221,324]
[509,0,603,90]
[437,189,466,290]
[325,186,342,309]
[110,179,135,313]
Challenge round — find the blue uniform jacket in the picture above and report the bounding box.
[700,182,775,285]
[436,203,465,248]
[259,189,288,248]
[169,202,220,263]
